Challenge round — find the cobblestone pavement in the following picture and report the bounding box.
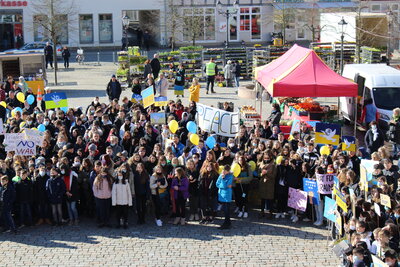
[0,211,339,267]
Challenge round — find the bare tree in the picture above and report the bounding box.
[273,3,296,43]
[30,0,76,85]
[164,0,184,50]
[183,7,205,46]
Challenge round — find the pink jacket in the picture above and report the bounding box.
[92,180,112,199]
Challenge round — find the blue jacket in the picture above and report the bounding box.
[216,173,233,203]
[46,176,66,204]
[0,183,16,211]
[171,142,185,157]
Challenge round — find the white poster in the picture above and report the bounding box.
[14,140,36,156]
[24,129,45,146]
[4,133,25,151]
[0,119,3,135]
[219,22,227,33]
[196,103,239,137]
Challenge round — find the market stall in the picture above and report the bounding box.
[0,52,46,94]
[255,44,358,133]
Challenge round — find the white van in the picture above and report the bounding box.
[341,64,400,129]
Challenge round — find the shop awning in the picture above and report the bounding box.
[255,44,358,97]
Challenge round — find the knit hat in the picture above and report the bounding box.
[88,144,97,152]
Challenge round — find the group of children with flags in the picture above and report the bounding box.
[1,74,400,265]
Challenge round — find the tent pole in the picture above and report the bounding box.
[260,93,263,120]
[353,97,357,137]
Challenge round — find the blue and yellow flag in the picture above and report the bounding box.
[341,136,356,152]
[315,122,341,146]
[44,92,68,110]
[141,86,155,108]
[154,96,167,107]
[131,94,143,104]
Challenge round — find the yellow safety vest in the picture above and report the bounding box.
[206,62,216,76]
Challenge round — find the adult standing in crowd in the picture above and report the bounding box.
[156,73,168,98]
[106,75,122,102]
[150,54,161,80]
[44,42,54,69]
[205,58,217,94]
[223,60,234,88]
[174,64,185,98]
[388,107,400,160]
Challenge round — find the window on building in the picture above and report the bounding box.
[371,5,380,12]
[79,14,93,44]
[240,6,261,40]
[297,28,305,39]
[99,14,113,43]
[182,7,215,41]
[33,15,48,42]
[56,14,68,44]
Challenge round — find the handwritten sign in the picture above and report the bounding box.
[303,178,320,205]
[14,140,36,156]
[335,189,348,213]
[316,174,334,194]
[360,165,368,193]
[4,133,25,151]
[380,194,391,208]
[287,187,307,212]
[150,112,166,125]
[24,129,44,146]
[197,103,239,137]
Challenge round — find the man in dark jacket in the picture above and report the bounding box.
[34,164,51,225]
[46,168,66,226]
[268,103,282,126]
[0,175,16,233]
[364,121,385,156]
[61,46,71,68]
[15,169,34,226]
[106,75,122,102]
[44,42,54,69]
[233,61,241,88]
[150,54,161,79]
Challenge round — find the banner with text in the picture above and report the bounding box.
[316,173,334,194]
[196,103,239,137]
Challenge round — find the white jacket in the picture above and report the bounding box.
[149,175,168,195]
[112,181,133,206]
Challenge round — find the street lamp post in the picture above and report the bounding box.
[122,15,130,51]
[216,0,239,48]
[387,11,393,65]
[338,17,347,75]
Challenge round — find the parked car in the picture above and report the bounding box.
[4,42,62,57]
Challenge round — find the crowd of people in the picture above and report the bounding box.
[1,70,400,265]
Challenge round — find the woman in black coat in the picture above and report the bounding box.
[364,121,385,156]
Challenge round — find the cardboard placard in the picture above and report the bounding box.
[380,194,391,208]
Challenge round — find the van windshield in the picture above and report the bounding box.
[372,87,400,110]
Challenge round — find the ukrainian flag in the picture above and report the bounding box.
[315,122,341,146]
[154,96,167,107]
[341,136,356,152]
[44,92,68,110]
[131,94,143,104]
[141,86,155,108]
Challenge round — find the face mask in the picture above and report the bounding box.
[58,142,66,147]
[161,163,166,166]
[118,175,123,180]
[122,169,126,173]
[73,162,80,167]
[228,143,235,148]
[353,256,359,263]
[27,121,32,125]
[252,143,257,147]
[94,101,99,105]
[378,182,384,187]
[110,143,115,147]
[39,171,45,176]
[349,225,356,230]
[61,170,65,175]
[156,171,162,175]
[44,121,49,126]
[395,214,400,219]
[172,164,177,167]
[371,125,377,130]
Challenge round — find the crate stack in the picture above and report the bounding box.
[224,48,248,79]
[128,46,146,80]
[333,42,356,72]
[116,51,130,88]
[252,49,269,77]
[179,46,203,84]
[360,46,381,64]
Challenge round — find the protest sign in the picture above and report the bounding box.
[44,92,68,109]
[323,196,337,222]
[372,255,389,267]
[374,203,381,217]
[341,136,356,152]
[303,178,320,205]
[4,133,25,151]
[141,86,155,108]
[24,129,44,146]
[381,194,391,208]
[360,165,368,192]
[150,112,166,125]
[290,119,300,136]
[316,173,334,194]
[335,190,348,213]
[0,118,3,135]
[196,103,239,137]
[315,122,341,145]
[287,187,307,212]
[14,139,36,156]
[131,94,143,104]
[336,214,343,236]
[154,96,168,107]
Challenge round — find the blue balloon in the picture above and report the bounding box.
[27,94,35,105]
[38,124,46,132]
[14,107,23,114]
[186,121,197,134]
[205,136,216,149]
[60,107,68,113]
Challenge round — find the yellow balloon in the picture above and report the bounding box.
[32,127,38,130]
[218,166,224,174]
[11,110,16,117]
[249,161,256,172]
[189,133,199,146]
[19,121,26,128]
[0,101,6,108]
[231,163,241,177]
[16,92,25,103]
[276,155,283,165]
[320,145,330,156]
[168,120,179,133]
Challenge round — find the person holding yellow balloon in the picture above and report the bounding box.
[232,156,253,218]
[6,90,24,110]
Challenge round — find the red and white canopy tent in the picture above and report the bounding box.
[255,44,357,97]
[254,44,358,134]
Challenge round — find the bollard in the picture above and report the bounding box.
[112,51,115,64]
[97,52,100,65]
